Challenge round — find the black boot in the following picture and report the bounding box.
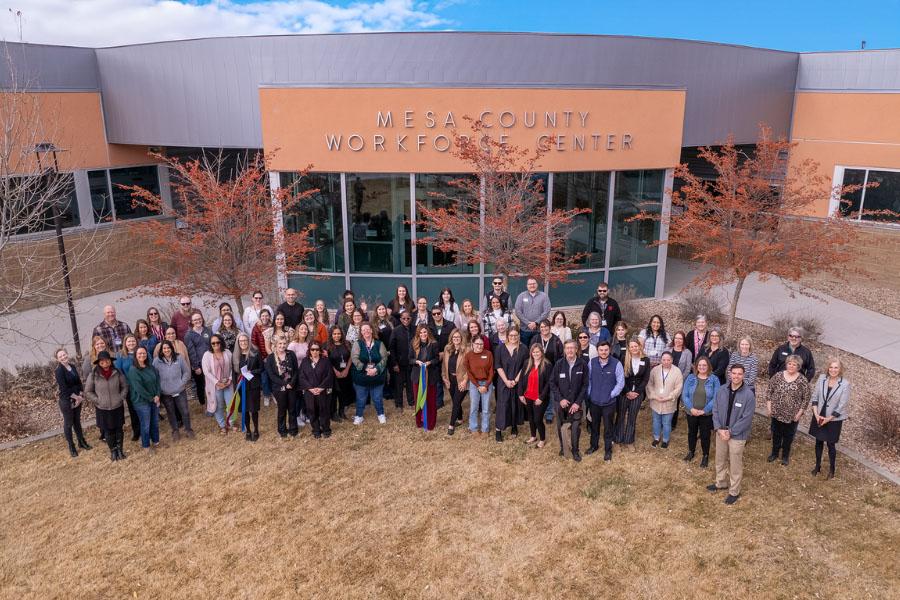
[68,442,78,458]
[700,454,709,468]
[117,440,127,460]
[110,449,118,462]
[77,437,92,450]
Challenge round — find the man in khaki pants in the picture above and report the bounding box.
[707,364,756,505]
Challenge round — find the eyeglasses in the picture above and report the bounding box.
[788,334,801,339]
[148,312,158,316]
[432,312,442,317]
[310,348,321,352]
[211,341,221,346]
[181,302,191,306]
[578,335,588,339]
[597,289,607,293]
[253,296,263,300]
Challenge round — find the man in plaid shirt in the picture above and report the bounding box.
[92,305,132,354]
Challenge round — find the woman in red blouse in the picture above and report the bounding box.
[518,343,551,448]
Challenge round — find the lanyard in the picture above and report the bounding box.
[661,368,671,387]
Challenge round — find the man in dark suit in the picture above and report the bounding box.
[389,311,414,408]
[550,340,589,461]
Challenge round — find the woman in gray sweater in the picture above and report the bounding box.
[152,340,194,441]
[808,358,851,479]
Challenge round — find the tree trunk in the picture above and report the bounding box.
[234,295,245,318]
[726,276,746,341]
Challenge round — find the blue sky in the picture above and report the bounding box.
[6,0,899,50]
[427,0,900,51]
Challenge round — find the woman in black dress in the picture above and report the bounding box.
[298,342,335,438]
[233,333,263,441]
[54,348,90,457]
[325,326,353,421]
[493,328,529,442]
[808,358,850,479]
[264,337,300,438]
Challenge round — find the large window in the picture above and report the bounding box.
[12,173,80,234]
[414,173,476,273]
[552,171,610,269]
[346,173,411,273]
[841,168,900,222]
[610,170,663,267]
[87,165,161,222]
[280,172,344,272]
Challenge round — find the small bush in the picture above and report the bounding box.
[867,394,900,456]
[770,312,824,342]
[676,289,725,325]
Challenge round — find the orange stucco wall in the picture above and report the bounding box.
[3,91,154,173]
[260,87,686,173]
[790,92,900,215]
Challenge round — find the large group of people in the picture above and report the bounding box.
[54,279,851,504]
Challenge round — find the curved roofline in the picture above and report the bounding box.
[73,31,797,54]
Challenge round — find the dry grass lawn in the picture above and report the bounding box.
[1,400,898,599]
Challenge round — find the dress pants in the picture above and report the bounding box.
[58,398,85,448]
[274,389,298,436]
[555,400,582,454]
[589,402,617,452]
[715,435,746,496]
[686,413,713,456]
[616,393,643,444]
[771,419,799,459]
[448,382,465,427]
[524,399,546,441]
[394,365,413,407]
[304,390,331,435]
[160,392,193,433]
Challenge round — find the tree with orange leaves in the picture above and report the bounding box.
[121,151,316,314]
[654,125,871,337]
[414,120,589,285]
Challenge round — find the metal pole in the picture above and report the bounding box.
[49,150,82,362]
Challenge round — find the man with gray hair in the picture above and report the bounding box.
[767,326,816,381]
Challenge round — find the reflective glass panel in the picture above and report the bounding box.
[281,172,344,272]
[552,172,609,268]
[610,170,663,267]
[346,174,411,273]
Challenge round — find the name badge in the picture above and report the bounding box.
[559,373,566,379]
[339,361,347,369]
[649,350,659,356]
[638,361,645,366]
[523,298,529,303]
[781,351,788,356]
[659,387,665,394]
[480,355,487,359]
[575,371,583,375]
[735,403,743,407]
[601,319,607,327]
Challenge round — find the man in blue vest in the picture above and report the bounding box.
[586,340,625,461]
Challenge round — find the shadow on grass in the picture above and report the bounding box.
[582,475,632,506]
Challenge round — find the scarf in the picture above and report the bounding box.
[100,366,114,380]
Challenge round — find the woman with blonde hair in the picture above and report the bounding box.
[616,337,651,446]
[518,342,551,447]
[728,335,759,388]
[442,328,469,435]
[611,321,630,362]
[454,298,480,331]
[115,333,142,441]
[809,358,850,479]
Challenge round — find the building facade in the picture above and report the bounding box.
[3,34,899,306]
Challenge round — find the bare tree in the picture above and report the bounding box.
[0,43,110,355]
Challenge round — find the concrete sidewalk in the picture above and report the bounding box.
[0,289,227,372]
[664,259,900,373]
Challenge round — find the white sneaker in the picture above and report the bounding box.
[264,396,270,407]
[297,416,305,428]
[378,414,387,425]
[353,416,364,426]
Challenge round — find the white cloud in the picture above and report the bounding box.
[0,0,451,47]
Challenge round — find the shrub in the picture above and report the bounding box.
[867,394,900,456]
[0,362,57,439]
[676,288,725,325]
[770,312,824,342]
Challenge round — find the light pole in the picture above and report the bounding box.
[33,142,82,362]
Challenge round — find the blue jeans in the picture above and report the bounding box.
[468,382,493,432]
[520,328,536,348]
[544,401,554,421]
[261,369,272,396]
[353,383,384,418]
[213,388,227,428]
[134,402,160,448]
[652,410,673,443]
